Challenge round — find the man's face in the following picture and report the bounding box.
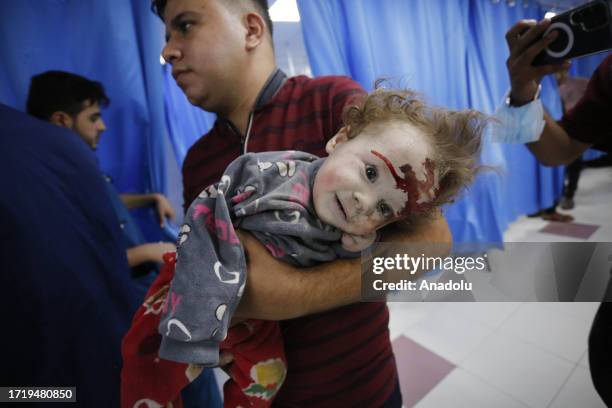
[71,101,106,150]
[312,121,439,236]
[161,0,248,113]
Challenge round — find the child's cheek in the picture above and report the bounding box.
[319,169,339,189]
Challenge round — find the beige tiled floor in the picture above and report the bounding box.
[390,167,612,407]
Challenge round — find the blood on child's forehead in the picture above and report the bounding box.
[371,150,416,196]
[371,149,438,216]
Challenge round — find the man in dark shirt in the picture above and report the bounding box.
[502,19,612,405]
[153,0,451,406]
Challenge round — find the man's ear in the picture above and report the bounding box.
[244,12,266,51]
[49,111,73,129]
[325,126,350,154]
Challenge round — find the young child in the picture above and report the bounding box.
[121,89,485,408]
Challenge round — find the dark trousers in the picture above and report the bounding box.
[563,157,583,199]
[589,276,612,406]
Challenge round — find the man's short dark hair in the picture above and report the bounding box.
[151,0,273,36]
[26,71,110,120]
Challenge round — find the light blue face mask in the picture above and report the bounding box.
[489,88,545,144]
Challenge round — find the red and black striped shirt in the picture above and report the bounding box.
[182,70,398,407]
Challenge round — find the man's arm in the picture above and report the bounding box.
[120,193,176,226]
[233,211,451,321]
[126,242,177,267]
[526,112,590,166]
[120,193,160,209]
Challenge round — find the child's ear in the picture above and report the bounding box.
[325,126,350,154]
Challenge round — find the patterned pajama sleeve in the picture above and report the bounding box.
[158,156,256,366]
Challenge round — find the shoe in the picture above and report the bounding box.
[541,211,574,222]
[560,197,575,210]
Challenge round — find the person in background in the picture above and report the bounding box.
[148,0,452,406]
[524,67,589,221]
[497,18,612,405]
[26,71,177,278]
[555,69,590,210]
[0,103,140,407]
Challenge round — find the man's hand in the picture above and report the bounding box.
[153,193,176,227]
[126,242,176,267]
[503,19,592,165]
[341,232,377,252]
[233,230,325,320]
[505,19,570,105]
[218,351,234,377]
[120,193,176,227]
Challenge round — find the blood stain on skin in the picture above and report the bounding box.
[371,150,438,217]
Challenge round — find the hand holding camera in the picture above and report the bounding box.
[533,0,612,65]
[505,19,570,106]
[505,0,612,106]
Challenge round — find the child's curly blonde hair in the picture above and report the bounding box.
[342,87,486,218]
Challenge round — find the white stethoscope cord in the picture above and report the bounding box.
[243,112,254,154]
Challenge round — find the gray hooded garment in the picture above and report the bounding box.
[158,150,358,366]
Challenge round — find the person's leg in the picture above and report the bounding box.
[564,157,582,199]
[588,276,612,406]
[561,157,583,209]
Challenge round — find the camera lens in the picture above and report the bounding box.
[543,22,574,58]
[548,28,570,53]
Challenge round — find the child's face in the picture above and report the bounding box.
[313,120,439,236]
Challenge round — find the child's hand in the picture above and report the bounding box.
[341,232,376,252]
